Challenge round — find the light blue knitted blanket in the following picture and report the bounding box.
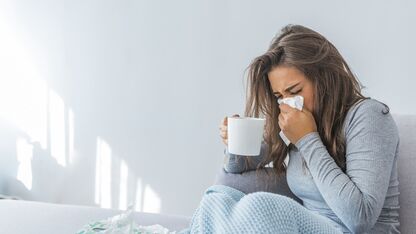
[179,185,342,234]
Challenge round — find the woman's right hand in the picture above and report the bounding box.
[219,114,240,146]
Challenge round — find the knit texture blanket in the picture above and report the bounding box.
[179,185,342,234]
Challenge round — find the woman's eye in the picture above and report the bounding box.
[274,89,302,102]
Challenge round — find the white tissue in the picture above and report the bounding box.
[277,95,304,145]
[76,204,176,234]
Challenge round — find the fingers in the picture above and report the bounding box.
[278,113,285,123]
[222,116,228,125]
[220,127,228,146]
[222,114,240,126]
[219,114,239,146]
[278,113,285,130]
[220,128,227,139]
[302,107,313,117]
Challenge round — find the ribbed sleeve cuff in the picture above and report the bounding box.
[223,147,243,173]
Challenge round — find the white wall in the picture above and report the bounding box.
[0,0,414,216]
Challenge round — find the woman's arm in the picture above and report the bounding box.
[294,100,399,233]
[223,141,270,173]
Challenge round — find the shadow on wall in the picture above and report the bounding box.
[0,21,162,213]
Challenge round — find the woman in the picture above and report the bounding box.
[184,24,400,234]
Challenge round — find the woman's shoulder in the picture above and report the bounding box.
[346,98,389,120]
[350,98,389,113]
[344,98,397,136]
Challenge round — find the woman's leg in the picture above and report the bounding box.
[240,191,343,233]
[180,185,343,234]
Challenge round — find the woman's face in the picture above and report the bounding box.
[267,65,315,113]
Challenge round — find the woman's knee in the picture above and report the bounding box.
[242,192,301,215]
[246,192,298,204]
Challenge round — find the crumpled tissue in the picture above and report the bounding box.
[277,95,304,145]
[76,204,175,234]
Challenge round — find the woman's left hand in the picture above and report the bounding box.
[278,103,318,145]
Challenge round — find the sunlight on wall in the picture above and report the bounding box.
[119,159,129,210]
[68,108,75,164]
[143,184,161,214]
[1,13,163,212]
[16,137,33,190]
[95,137,113,209]
[135,178,143,212]
[0,19,48,150]
[0,16,75,168]
[49,89,66,167]
[94,139,163,213]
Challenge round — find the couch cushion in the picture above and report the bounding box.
[214,168,302,204]
[392,114,416,234]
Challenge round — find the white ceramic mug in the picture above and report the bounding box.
[227,116,265,156]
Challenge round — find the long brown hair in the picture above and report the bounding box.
[242,24,389,177]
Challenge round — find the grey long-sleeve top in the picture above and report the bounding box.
[224,99,400,234]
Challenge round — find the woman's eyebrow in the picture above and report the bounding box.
[273,82,300,94]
